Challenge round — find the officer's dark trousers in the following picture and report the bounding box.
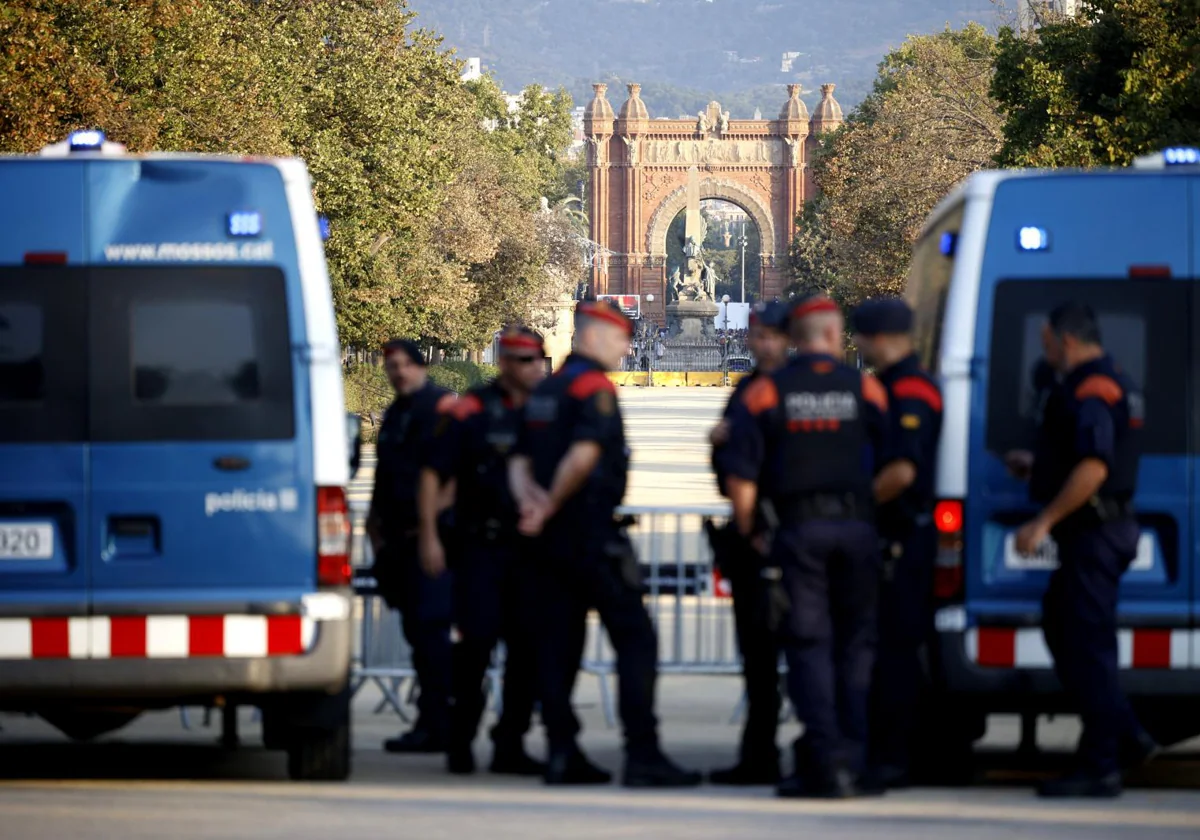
[391,537,453,738]
[450,535,539,750]
[535,520,660,760]
[727,560,782,764]
[867,522,936,772]
[774,519,880,777]
[1042,520,1143,776]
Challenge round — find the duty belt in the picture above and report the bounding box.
[462,517,513,540]
[774,492,863,524]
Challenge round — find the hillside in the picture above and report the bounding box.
[408,0,1002,116]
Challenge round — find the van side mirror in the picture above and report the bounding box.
[345,412,362,477]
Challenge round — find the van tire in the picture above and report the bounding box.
[286,718,351,781]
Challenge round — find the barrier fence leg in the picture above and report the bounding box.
[597,670,617,729]
[729,689,748,726]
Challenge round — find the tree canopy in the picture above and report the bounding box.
[0,0,582,351]
[789,23,1003,305]
[992,0,1200,168]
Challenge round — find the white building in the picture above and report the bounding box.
[1017,0,1079,30]
[460,56,483,82]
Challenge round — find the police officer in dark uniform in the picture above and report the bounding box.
[721,293,892,799]
[366,339,455,754]
[706,301,791,786]
[418,327,548,777]
[850,298,943,790]
[509,299,701,788]
[1010,302,1158,798]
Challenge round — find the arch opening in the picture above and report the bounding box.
[645,178,777,262]
[664,199,762,303]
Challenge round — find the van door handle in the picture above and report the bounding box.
[214,456,251,472]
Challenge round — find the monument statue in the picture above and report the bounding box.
[664,166,720,339]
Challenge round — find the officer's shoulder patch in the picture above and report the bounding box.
[892,376,943,412]
[449,393,484,422]
[594,388,616,416]
[862,374,889,412]
[567,370,615,400]
[1074,374,1122,406]
[900,413,921,430]
[741,377,779,415]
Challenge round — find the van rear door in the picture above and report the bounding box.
[84,160,317,641]
[86,265,316,629]
[968,175,1192,658]
[0,162,90,625]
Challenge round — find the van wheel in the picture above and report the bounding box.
[286,718,351,781]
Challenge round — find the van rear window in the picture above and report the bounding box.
[0,268,87,442]
[0,266,293,444]
[986,280,1188,456]
[90,267,294,442]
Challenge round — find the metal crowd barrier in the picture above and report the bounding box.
[348,500,775,728]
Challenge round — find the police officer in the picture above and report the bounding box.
[720,293,891,799]
[418,327,548,777]
[1010,302,1158,798]
[706,301,791,786]
[366,339,454,754]
[850,298,943,790]
[509,299,701,788]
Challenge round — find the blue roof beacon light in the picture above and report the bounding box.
[939,231,958,257]
[227,211,263,238]
[67,129,106,151]
[1162,146,1200,166]
[1017,226,1050,252]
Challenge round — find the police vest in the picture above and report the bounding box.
[374,381,450,528]
[763,357,874,510]
[1030,356,1141,506]
[523,355,629,516]
[458,383,521,527]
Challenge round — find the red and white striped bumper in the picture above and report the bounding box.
[0,614,319,660]
[966,627,1199,669]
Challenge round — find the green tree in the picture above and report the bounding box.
[992,0,1200,167]
[789,23,1003,305]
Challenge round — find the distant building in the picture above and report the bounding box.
[781,51,802,73]
[1017,0,1078,30]
[460,56,483,82]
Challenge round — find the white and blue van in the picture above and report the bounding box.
[906,146,1200,758]
[0,132,355,780]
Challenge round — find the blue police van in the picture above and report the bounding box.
[0,132,356,780]
[905,146,1200,759]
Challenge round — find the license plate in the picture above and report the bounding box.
[0,523,54,559]
[1003,532,1154,571]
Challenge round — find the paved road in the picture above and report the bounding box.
[2,387,1198,838]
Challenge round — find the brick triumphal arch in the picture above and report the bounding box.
[583,81,844,323]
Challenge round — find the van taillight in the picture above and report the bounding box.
[24,251,67,265]
[317,486,351,586]
[933,499,964,601]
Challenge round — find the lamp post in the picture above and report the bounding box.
[645,293,655,387]
[721,294,731,387]
[740,218,747,303]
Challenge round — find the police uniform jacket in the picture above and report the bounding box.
[426,381,523,536]
[517,353,628,523]
[875,353,943,536]
[719,353,891,520]
[1029,354,1142,533]
[371,380,452,539]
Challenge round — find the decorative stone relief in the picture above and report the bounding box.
[642,139,782,166]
